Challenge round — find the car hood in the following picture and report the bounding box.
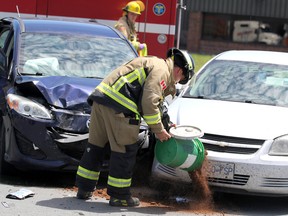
[168,98,288,140]
[16,76,101,108]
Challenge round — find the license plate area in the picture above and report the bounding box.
[207,161,235,179]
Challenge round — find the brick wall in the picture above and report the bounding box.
[187,12,202,52]
[187,12,288,55]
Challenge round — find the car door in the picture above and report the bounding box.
[0,20,14,113]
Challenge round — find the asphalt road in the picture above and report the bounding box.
[1,171,288,216]
[0,171,218,216]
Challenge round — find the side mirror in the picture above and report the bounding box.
[175,83,186,96]
[0,49,8,78]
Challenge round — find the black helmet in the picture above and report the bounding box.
[167,48,195,84]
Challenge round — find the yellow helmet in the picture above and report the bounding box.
[123,1,145,15]
[135,1,145,12]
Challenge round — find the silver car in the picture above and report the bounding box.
[152,50,288,196]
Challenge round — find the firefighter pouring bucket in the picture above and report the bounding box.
[155,125,205,172]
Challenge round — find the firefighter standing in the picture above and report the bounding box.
[75,48,195,207]
[115,1,148,56]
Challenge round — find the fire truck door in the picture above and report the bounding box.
[0,0,177,58]
[137,0,177,58]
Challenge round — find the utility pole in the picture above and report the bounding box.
[176,0,186,49]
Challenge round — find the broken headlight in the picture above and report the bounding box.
[7,94,52,119]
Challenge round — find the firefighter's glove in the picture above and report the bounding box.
[161,111,170,131]
[161,109,174,132]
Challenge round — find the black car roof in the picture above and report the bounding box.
[3,17,122,38]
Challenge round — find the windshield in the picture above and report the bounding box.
[184,60,288,107]
[19,33,136,78]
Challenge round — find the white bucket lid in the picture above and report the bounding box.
[169,125,204,140]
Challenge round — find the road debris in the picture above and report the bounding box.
[6,188,35,200]
[1,201,9,208]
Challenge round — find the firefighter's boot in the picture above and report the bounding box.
[109,196,140,207]
[77,189,93,200]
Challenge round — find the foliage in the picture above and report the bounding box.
[191,53,214,73]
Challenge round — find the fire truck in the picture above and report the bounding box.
[0,0,178,58]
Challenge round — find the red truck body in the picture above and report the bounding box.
[0,0,177,57]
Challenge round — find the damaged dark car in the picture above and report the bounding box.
[0,17,141,174]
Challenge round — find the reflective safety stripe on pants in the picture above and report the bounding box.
[107,142,139,199]
[75,143,105,192]
[77,166,100,181]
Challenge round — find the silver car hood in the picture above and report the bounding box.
[168,98,288,140]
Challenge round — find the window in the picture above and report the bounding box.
[0,29,10,49]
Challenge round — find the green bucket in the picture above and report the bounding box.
[155,129,205,172]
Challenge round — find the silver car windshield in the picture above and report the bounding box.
[184,60,288,107]
[18,33,136,78]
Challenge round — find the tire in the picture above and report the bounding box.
[148,175,172,191]
[0,119,15,175]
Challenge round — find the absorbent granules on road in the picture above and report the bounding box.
[187,154,215,212]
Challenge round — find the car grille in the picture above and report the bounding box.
[208,174,250,185]
[49,129,87,160]
[157,163,178,177]
[54,111,90,133]
[15,129,46,159]
[261,177,288,187]
[200,133,265,154]
[51,128,111,166]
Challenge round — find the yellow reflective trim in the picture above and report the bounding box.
[113,76,128,92]
[96,68,146,115]
[107,175,131,188]
[113,68,146,91]
[143,112,161,124]
[97,83,139,115]
[76,166,100,181]
[137,68,146,86]
[125,71,139,84]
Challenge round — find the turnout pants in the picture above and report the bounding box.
[76,102,140,199]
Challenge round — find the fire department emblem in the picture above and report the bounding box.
[153,3,165,16]
[160,80,167,90]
